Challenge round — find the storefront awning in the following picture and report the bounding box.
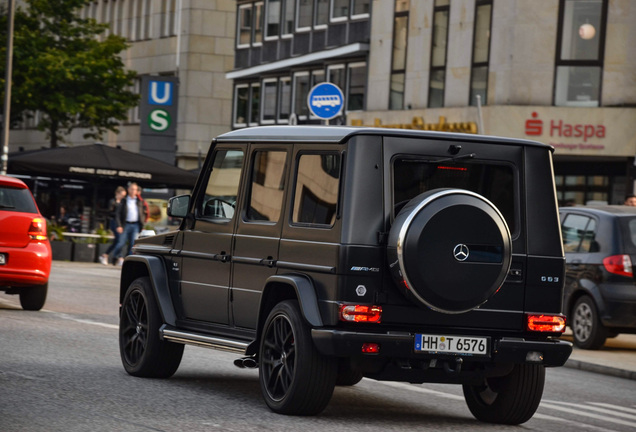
[8,144,198,189]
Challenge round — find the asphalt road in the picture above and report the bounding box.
[1,262,635,432]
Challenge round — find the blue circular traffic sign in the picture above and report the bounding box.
[307,83,344,120]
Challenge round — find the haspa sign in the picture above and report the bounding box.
[525,111,605,151]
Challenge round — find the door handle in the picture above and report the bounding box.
[218,252,230,263]
[261,257,276,267]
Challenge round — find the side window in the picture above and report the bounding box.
[246,150,287,222]
[200,150,245,220]
[292,153,341,226]
[562,214,596,252]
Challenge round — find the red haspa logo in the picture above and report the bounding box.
[525,112,543,136]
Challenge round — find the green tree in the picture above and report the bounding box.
[0,0,139,147]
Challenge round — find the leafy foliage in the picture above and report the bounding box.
[0,0,139,147]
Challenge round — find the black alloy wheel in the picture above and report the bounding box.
[119,277,183,378]
[259,300,337,415]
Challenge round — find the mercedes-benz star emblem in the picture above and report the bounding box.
[453,244,470,262]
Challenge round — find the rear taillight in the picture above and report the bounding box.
[526,314,566,333]
[339,304,382,323]
[602,254,633,277]
[28,218,48,241]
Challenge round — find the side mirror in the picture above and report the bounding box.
[167,195,190,218]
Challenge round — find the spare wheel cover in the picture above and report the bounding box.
[390,188,512,314]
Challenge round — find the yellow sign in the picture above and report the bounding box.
[351,116,478,134]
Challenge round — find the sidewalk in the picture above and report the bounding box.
[561,330,636,380]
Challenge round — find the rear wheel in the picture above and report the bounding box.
[571,295,607,349]
[119,277,184,378]
[259,300,337,415]
[19,284,48,311]
[463,364,545,425]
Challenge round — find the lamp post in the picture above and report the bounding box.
[1,0,15,175]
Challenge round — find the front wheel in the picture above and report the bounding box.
[463,363,545,425]
[19,284,48,311]
[259,300,337,415]
[119,277,184,378]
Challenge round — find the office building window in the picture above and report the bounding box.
[266,0,281,39]
[261,79,278,123]
[233,83,261,127]
[469,0,492,106]
[429,0,449,108]
[554,0,607,107]
[389,0,409,110]
[238,4,253,47]
[347,62,366,111]
[315,0,329,27]
[332,0,349,21]
[293,72,311,119]
[297,0,312,30]
[278,77,292,122]
[282,0,295,35]
[352,0,370,18]
[254,2,264,44]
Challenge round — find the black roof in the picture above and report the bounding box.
[215,126,553,149]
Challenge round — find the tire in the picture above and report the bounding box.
[387,188,512,313]
[463,364,545,425]
[259,300,337,415]
[19,283,48,311]
[571,295,607,350]
[336,360,364,386]
[119,277,184,378]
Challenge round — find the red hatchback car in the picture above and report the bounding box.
[0,175,51,310]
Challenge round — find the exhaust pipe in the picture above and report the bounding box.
[233,356,258,369]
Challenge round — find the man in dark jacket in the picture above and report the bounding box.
[112,182,148,265]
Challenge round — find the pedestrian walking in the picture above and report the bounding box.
[99,186,126,265]
[111,182,148,266]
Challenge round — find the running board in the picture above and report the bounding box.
[160,327,249,354]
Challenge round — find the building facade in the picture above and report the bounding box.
[227,0,636,205]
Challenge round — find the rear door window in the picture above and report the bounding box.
[392,159,515,233]
[292,152,341,227]
[561,214,597,252]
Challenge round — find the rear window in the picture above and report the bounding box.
[0,186,38,214]
[392,158,516,233]
[621,218,636,253]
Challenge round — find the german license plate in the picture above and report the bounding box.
[0,253,5,265]
[415,334,489,356]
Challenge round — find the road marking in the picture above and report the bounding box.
[589,402,636,415]
[543,400,636,421]
[42,310,118,330]
[533,413,620,432]
[541,401,636,428]
[373,380,464,401]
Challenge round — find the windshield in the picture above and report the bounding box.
[392,158,516,233]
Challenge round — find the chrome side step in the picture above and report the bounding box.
[161,327,249,355]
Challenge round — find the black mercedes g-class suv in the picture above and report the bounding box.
[118,126,571,425]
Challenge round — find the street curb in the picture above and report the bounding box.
[564,359,636,381]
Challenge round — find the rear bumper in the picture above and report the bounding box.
[312,329,572,367]
[0,242,51,288]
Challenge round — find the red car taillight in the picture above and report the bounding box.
[526,314,566,333]
[602,254,633,277]
[339,304,382,323]
[28,218,48,241]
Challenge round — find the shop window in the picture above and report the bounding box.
[389,1,409,110]
[293,153,341,226]
[428,0,449,108]
[554,0,607,107]
[469,0,492,106]
[247,151,288,222]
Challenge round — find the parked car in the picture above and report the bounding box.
[119,126,571,425]
[560,205,636,349]
[0,175,51,310]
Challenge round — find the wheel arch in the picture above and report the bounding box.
[566,279,607,323]
[246,274,322,356]
[120,255,177,326]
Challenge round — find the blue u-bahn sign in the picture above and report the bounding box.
[307,82,344,120]
[140,76,179,164]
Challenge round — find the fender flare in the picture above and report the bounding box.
[120,255,177,327]
[573,279,608,322]
[263,274,323,327]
